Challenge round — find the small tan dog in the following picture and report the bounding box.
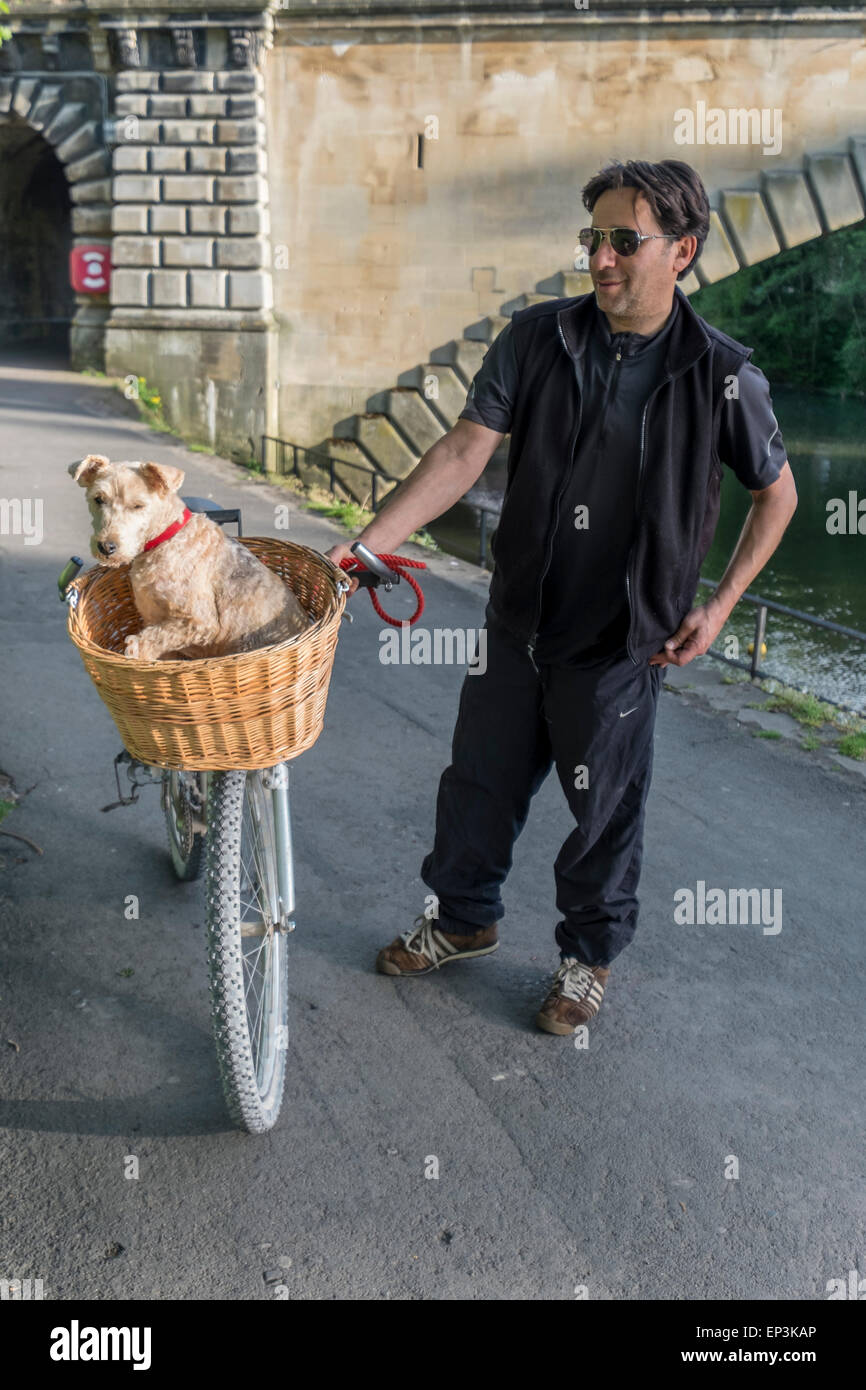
[70,453,311,661]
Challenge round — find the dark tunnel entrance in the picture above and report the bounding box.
[0,118,74,360]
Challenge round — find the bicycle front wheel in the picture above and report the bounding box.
[205,769,290,1133]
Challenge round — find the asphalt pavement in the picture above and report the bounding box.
[0,361,864,1301]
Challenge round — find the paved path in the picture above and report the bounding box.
[0,362,864,1300]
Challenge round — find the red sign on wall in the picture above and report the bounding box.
[69,245,111,294]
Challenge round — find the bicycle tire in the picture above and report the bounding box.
[162,771,206,882]
[205,769,290,1133]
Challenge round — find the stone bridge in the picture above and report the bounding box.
[1,1,865,475]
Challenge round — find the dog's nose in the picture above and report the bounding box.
[97,541,116,557]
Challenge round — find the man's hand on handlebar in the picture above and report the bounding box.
[325,541,403,595]
[324,542,360,594]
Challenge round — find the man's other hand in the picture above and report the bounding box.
[649,597,730,667]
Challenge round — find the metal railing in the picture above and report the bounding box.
[260,435,395,512]
[695,576,866,717]
[261,433,497,564]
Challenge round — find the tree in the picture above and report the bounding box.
[691,221,866,398]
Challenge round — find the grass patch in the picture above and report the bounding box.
[120,375,172,433]
[745,678,866,757]
[282,478,438,550]
[0,799,15,825]
[305,498,373,530]
[837,730,866,760]
[759,687,835,729]
[715,672,864,743]
[408,529,439,552]
[753,729,782,740]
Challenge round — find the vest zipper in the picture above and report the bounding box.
[624,367,678,664]
[527,332,584,665]
[624,397,650,665]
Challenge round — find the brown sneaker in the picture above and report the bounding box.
[535,956,610,1034]
[376,904,499,976]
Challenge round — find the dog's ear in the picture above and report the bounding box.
[138,462,185,496]
[69,454,110,486]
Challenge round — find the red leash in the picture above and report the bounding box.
[339,553,427,626]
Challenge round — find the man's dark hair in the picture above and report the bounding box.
[581,159,710,280]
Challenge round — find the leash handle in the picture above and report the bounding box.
[350,541,401,585]
[339,551,427,627]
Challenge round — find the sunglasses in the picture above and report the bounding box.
[578,226,679,258]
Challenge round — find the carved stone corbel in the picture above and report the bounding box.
[115,29,141,70]
[228,28,260,70]
[172,27,196,69]
[42,34,62,71]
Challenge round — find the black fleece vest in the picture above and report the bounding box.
[487,284,753,666]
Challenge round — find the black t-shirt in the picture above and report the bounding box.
[459,295,787,666]
[532,296,679,664]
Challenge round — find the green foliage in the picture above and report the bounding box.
[0,1,12,45]
[0,799,14,825]
[691,221,866,397]
[302,496,438,549]
[122,375,172,432]
[136,376,163,414]
[761,688,831,728]
[837,730,866,760]
[305,498,372,529]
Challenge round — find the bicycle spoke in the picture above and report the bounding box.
[236,772,285,1090]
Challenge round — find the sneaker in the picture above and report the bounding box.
[376,898,499,976]
[535,956,610,1034]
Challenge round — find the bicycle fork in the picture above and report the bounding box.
[262,763,295,934]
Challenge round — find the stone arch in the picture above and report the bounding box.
[682,139,866,293]
[323,139,866,487]
[0,121,72,355]
[0,73,112,367]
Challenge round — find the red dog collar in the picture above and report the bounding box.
[143,507,194,553]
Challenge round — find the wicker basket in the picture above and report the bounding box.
[66,538,349,771]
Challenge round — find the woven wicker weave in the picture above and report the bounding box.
[66,538,348,771]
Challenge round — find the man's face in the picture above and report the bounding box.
[586,188,693,328]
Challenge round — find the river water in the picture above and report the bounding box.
[427,386,866,714]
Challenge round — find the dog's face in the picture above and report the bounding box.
[69,455,186,566]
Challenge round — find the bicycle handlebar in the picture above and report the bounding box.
[348,542,402,588]
[58,557,84,601]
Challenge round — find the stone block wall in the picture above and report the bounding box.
[4,1,866,465]
[268,13,866,448]
[108,67,272,319]
[97,16,279,461]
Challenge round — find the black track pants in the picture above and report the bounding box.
[420,604,663,968]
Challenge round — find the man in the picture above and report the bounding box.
[326,158,797,1034]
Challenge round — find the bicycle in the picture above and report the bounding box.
[59,501,420,1134]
